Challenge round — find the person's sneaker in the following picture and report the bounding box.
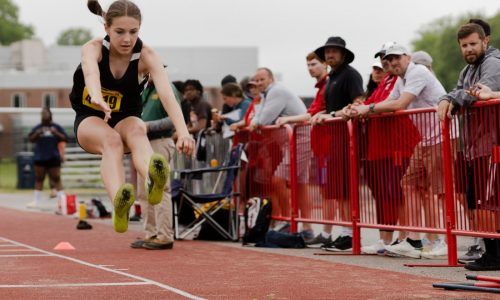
[112,183,135,233]
[305,234,332,247]
[321,235,342,249]
[145,153,168,205]
[464,253,500,271]
[76,220,92,230]
[300,229,314,241]
[421,239,448,259]
[325,236,352,252]
[130,236,156,249]
[129,214,141,222]
[362,240,387,254]
[458,245,484,263]
[385,239,422,259]
[143,238,174,250]
[378,239,401,255]
[26,201,39,208]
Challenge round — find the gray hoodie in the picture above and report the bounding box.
[440,47,500,160]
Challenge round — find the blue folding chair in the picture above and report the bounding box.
[173,143,243,241]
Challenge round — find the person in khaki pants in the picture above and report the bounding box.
[130,81,182,250]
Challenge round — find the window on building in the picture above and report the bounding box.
[11,93,26,107]
[43,93,57,108]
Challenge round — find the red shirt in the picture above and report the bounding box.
[243,95,261,125]
[365,74,397,104]
[307,74,328,116]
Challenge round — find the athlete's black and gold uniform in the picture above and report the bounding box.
[69,35,144,138]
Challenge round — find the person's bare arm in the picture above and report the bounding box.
[81,38,111,122]
[140,45,194,155]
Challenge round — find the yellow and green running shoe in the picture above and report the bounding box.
[145,153,168,205]
[112,183,135,233]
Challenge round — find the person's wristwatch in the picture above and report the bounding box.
[329,110,336,117]
[368,103,375,113]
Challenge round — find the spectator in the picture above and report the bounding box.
[350,43,449,259]
[438,23,500,270]
[364,60,386,99]
[172,80,191,125]
[183,79,212,137]
[130,80,181,250]
[411,51,433,72]
[27,107,68,209]
[229,78,261,131]
[310,36,364,252]
[276,51,333,245]
[69,0,194,233]
[250,67,307,222]
[219,83,251,127]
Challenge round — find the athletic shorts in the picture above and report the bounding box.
[34,158,61,168]
[466,156,499,210]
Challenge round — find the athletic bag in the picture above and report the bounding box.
[242,197,272,244]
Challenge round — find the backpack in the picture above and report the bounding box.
[242,197,272,244]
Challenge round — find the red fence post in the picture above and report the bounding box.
[287,124,298,233]
[348,120,360,255]
[441,116,458,266]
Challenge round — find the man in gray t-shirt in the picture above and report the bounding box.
[350,43,448,259]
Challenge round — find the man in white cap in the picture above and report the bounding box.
[350,43,449,259]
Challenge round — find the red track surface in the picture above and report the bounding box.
[0,206,496,299]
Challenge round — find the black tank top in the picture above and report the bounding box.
[69,36,144,121]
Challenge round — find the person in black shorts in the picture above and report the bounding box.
[69,0,194,233]
[27,107,68,209]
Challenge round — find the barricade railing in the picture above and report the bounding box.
[231,100,500,266]
[292,120,355,237]
[235,125,295,225]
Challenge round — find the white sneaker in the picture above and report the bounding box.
[421,240,448,259]
[361,240,386,254]
[385,239,422,259]
[26,201,38,208]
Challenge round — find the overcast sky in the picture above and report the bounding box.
[13,0,500,96]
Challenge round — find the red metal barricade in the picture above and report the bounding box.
[234,100,500,266]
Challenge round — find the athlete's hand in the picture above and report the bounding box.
[91,97,112,123]
[176,134,195,156]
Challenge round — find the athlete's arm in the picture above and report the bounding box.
[81,38,112,122]
[140,45,194,155]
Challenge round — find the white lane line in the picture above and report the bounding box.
[0,237,205,300]
[0,244,18,247]
[0,249,38,252]
[0,282,151,288]
[0,254,52,257]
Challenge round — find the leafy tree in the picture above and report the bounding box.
[56,27,93,46]
[412,12,500,91]
[0,0,34,45]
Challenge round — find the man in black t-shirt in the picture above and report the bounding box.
[309,36,364,253]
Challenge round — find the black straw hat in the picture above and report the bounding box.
[314,36,355,64]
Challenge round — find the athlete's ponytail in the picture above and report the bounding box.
[87,0,104,17]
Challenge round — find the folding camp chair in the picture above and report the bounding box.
[173,143,243,241]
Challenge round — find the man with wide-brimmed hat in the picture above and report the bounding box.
[311,36,364,124]
[310,36,364,253]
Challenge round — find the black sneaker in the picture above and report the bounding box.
[76,220,92,230]
[325,236,352,252]
[464,253,500,271]
[143,238,174,250]
[305,234,332,247]
[321,236,342,249]
[458,245,484,263]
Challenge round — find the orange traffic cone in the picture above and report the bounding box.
[53,242,75,250]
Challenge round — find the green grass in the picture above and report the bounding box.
[0,159,17,192]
